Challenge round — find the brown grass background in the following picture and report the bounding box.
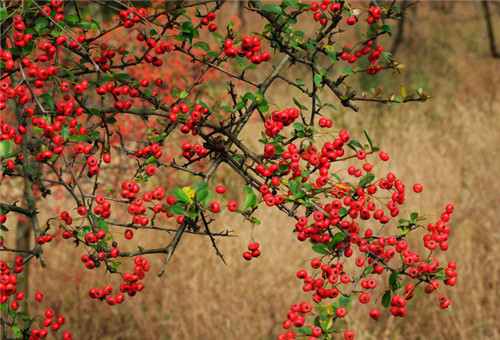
[2,2,500,339]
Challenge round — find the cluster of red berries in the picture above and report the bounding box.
[35,234,54,245]
[1,259,71,339]
[96,82,140,110]
[200,12,217,32]
[366,6,383,24]
[135,142,163,160]
[242,243,261,260]
[0,257,24,303]
[137,32,175,67]
[340,40,384,75]
[120,256,149,296]
[118,7,148,29]
[181,141,208,159]
[40,0,65,22]
[0,116,25,144]
[176,103,211,135]
[423,204,454,251]
[223,36,271,65]
[304,0,342,26]
[0,76,31,108]
[88,285,125,306]
[93,194,112,218]
[264,108,300,137]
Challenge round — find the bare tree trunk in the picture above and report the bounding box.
[482,0,500,58]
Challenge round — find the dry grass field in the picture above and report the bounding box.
[2,2,500,339]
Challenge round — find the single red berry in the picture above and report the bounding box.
[413,183,423,193]
[124,229,133,240]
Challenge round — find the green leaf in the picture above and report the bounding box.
[194,181,208,192]
[358,173,375,188]
[243,192,257,210]
[262,4,283,14]
[174,188,191,204]
[179,91,188,99]
[330,232,347,247]
[389,271,399,287]
[196,189,212,206]
[410,212,419,220]
[400,85,407,99]
[381,290,391,307]
[0,140,12,157]
[298,326,313,335]
[167,203,186,216]
[194,41,210,52]
[314,73,322,86]
[40,93,54,111]
[364,266,374,275]
[235,55,245,68]
[243,187,253,195]
[115,73,132,81]
[98,219,109,233]
[339,296,351,307]
[282,0,297,9]
[312,243,330,255]
[347,140,363,151]
[363,130,374,151]
[242,92,255,101]
[0,8,8,21]
[293,97,307,110]
[145,156,157,165]
[380,25,393,34]
[65,14,79,23]
[35,18,48,31]
[258,103,269,112]
[289,179,299,196]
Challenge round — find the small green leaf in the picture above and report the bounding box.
[363,130,374,151]
[40,93,54,111]
[243,192,257,210]
[0,140,12,157]
[358,173,375,188]
[400,85,407,99]
[194,181,208,192]
[168,203,186,216]
[347,140,363,151]
[330,232,347,247]
[289,179,299,197]
[262,4,283,14]
[312,243,330,255]
[145,156,157,164]
[179,91,188,99]
[364,266,374,275]
[381,290,391,307]
[35,18,48,31]
[339,296,351,307]
[174,188,191,204]
[235,55,245,68]
[0,8,8,21]
[98,219,109,233]
[196,189,212,206]
[380,25,393,34]
[195,41,210,52]
[389,271,399,287]
[314,73,322,86]
[243,187,253,195]
[298,326,313,335]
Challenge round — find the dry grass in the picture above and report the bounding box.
[2,2,500,339]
